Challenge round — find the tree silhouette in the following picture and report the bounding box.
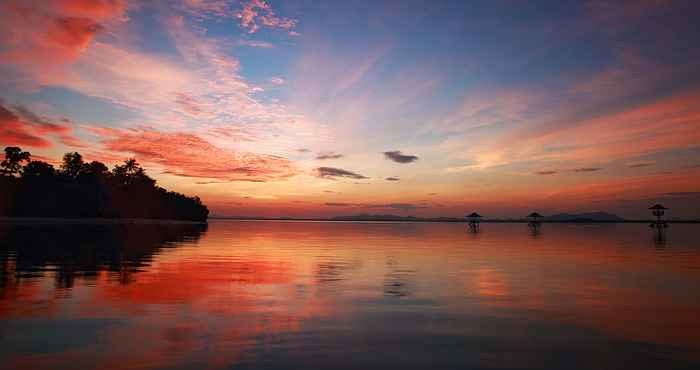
[60,152,84,179]
[1,147,31,177]
[0,146,208,221]
[22,161,56,178]
[78,160,109,184]
[112,158,155,187]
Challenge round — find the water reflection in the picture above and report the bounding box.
[0,221,699,370]
[653,227,668,248]
[383,256,416,297]
[0,222,207,290]
[528,222,542,237]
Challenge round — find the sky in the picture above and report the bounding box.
[1,0,700,219]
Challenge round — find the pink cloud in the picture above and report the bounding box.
[0,101,82,149]
[48,17,104,53]
[2,6,322,157]
[437,47,700,171]
[270,76,285,85]
[205,125,260,142]
[90,127,297,182]
[180,0,230,18]
[233,0,297,34]
[173,92,204,116]
[0,0,125,66]
[238,39,274,48]
[51,0,127,19]
[523,90,700,163]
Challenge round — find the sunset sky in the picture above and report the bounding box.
[1,0,699,218]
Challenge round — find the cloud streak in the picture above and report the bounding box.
[315,151,343,160]
[0,100,81,148]
[384,150,418,163]
[323,202,428,211]
[316,167,368,180]
[628,162,654,168]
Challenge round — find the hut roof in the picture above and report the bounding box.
[466,212,482,218]
[648,204,668,210]
[528,212,543,218]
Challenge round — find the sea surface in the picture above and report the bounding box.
[1,220,699,370]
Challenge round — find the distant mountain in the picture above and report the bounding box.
[543,212,625,222]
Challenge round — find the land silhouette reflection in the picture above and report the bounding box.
[0,222,207,290]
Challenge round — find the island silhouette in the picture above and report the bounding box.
[0,146,208,222]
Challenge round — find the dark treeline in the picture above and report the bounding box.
[0,146,208,221]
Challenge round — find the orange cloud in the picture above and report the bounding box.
[534,90,700,162]
[90,127,297,181]
[48,17,104,55]
[54,0,127,19]
[0,110,51,148]
[0,101,81,148]
[0,0,125,66]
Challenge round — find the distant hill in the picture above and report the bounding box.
[543,212,625,222]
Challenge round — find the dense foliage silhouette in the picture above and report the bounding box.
[0,147,208,221]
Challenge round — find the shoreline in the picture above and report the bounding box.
[208,217,700,224]
[0,217,207,225]
[1,217,697,225]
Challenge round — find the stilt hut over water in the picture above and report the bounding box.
[466,212,482,232]
[527,212,543,231]
[649,204,669,229]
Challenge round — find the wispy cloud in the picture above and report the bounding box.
[627,162,654,168]
[384,150,418,163]
[535,170,557,175]
[316,167,368,180]
[1,9,326,156]
[180,0,231,18]
[446,165,474,173]
[0,100,82,148]
[385,177,400,181]
[573,167,603,173]
[233,0,297,34]
[366,203,428,211]
[315,151,343,160]
[89,127,296,182]
[662,192,700,197]
[237,39,274,48]
[270,76,285,85]
[0,0,126,67]
[323,202,428,211]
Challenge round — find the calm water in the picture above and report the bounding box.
[1,221,699,370]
